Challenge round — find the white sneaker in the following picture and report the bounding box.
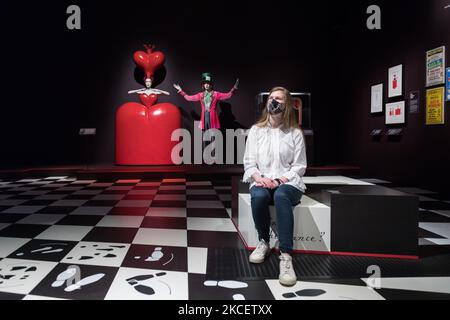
[249,240,270,263]
[279,253,297,286]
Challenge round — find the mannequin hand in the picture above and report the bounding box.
[233,78,239,90]
[173,84,182,93]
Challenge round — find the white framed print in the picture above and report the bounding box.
[426,46,446,87]
[388,64,403,98]
[371,83,383,113]
[386,101,405,124]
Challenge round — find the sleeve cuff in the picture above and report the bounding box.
[243,167,260,183]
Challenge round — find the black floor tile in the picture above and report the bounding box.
[0,224,50,238]
[8,239,78,262]
[187,208,229,218]
[0,292,25,300]
[140,217,187,229]
[82,227,138,243]
[36,206,77,215]
[187,195,220,201]
[0,213,29,223]
[20,200,55,206]
[56,215,103,226]
[122,195,155,201]
[83,200,119,207]
[150,200,186,208]
[187,230,245,249]
[108,207,148,216]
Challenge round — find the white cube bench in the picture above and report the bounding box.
[237,193,331,253]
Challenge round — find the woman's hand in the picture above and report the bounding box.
[255,177,277,189]
[173,84,182,93]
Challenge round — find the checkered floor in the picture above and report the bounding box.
[1,176,450,300]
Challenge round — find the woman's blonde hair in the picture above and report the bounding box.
[255,87,298,129]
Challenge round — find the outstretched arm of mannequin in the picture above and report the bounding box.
[128,88,145,94]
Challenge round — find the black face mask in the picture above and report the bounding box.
[267,99,285,115]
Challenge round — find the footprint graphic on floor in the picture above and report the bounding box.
[52,266,105,292]
[16,243,68,257]
[126,272,171,296]
[282,289,326,298]
[203,280,248,300]
[66,244,126,261]
[134,247,174,266]
[0,264,39,286]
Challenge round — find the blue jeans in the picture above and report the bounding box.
[250,184,303,254]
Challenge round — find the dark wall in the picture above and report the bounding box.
[336,0,450,192]
[0,0,343,168]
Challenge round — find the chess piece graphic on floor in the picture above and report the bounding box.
[116,44,182,165]
[203,280,248,300]
[52,265,105,292]
[126,272,171,296]
[282,289,326,298]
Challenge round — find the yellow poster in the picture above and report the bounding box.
[426,87,445,125]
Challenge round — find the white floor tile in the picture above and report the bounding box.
[395,187,437,195]
[44,176,68,180]
[116,200,152,208]
[136,182,161,187]
[72,190,103,195]
[358,178,391,184]
[146,207,187,218]
[0,237,30,257]
[361,277,450,294]
[70,180,97,185]
[116,180,141,184]
[154,194,186,201]
[0,195,12,200]
[16,214,65,225]
[418,196,439,202]
[2,206,45,214]
[419,223,450,239]
[97,216,144,228]
[425,238,450,245]
[69,206,112,216]
[35,225,93,241]
[105,267,188,300]
[159,185,186,191]
[187,247,208,274]
[0,223,11,231]
[0,258,57,295]
[50,200,87,207]
[187,218,236,232]
[107,186,134,191]
[0,200,27,207]
[61,242,130,267]
[18,191,49,196]
[186,189,217,195]
[187,200,224,209]
[186,181,212,186]
[92,194,125,201]
[133,228,187,247]
[128,189,158,195]
[162,178,186,183]
[23,295,66,300]
[266,280,384,300]
[34,194,68,200]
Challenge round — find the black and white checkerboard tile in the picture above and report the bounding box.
[1,176,450,300]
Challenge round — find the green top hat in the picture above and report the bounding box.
[201,72,213,84]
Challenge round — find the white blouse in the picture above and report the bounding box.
[243,124,307,191]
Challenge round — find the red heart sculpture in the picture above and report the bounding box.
[133,50,165,79]
[139,93,158,107]
[116,102,182,165]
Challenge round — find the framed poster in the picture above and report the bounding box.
[426,46,446,87]
[409,91,420,114]
[446,67,450,102]
[426,87,445,125]
[371,83,383,113]
[385,101,405,124]
[388,64,403,98]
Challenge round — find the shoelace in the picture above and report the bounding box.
[280,256,292,273]
[255,241,267,255]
